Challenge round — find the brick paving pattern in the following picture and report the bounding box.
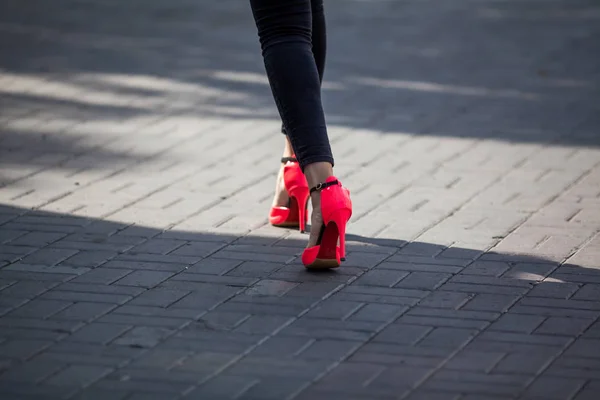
[1,0,600,399]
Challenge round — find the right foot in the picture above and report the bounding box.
[302,176,352,269]
[269,157,309,231]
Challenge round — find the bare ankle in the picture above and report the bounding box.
[282,136,294,158]
[304,162,333,188]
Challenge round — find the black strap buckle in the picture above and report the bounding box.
[310,180,339,194]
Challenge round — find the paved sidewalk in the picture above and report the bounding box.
[1,0,600,399]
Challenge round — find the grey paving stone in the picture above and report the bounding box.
[115,392,171,400]
[33,344,143,368]
[130,239,186,255]
[1,0,599,399]
[460,261,511,277]
[237,377,308,400]
[511,304,600,319]
[69,268,133,284]
[184,258,242,275]
[174,352,239,374]
[527,281,581,299]
[3,263,90,275]
[488,313,546,334]
[461,293,521,313]
[417,327,478,348]
[394,271,452,290]
[40,290,134,305]
[225,261,282,278]
[20,248,79,266]
[572,283,600,301]
[376,261,464,274]
[51,302,117,322]
[0,360,65,383]
[249,336,311,359]
[187,375,259,399]
[424,371,529,396]
[0,317,84,333]
[349,303,407,322]
[102,260,185,272]
[349,349,445,368]
[0,271,75,282]
[534,317,595,337]
[407,307,501,322]
[92,377,192,394]
[96,314,189,329]
[112,326,175,348]
[307,300,364,320]
[64,322,133,345]
[171,272,257,287]
[227,356,332,380]
[0,327,66,341]
[233,314,292,335]
[0,339,53,360]
[9,232,67,247]
[60,250,117,268]
[112,306,199,323]
[129,348,191,369]
[6,299,72,319]
[445,349,504,372]
[396,314,489,330]
[343,285,429,300]
[44,365,113,387]
[0,280,59,299]
[563,338,600,358]
[308,362,393,397]
[244,279,299,297]
[115,253,201,266]
[0,382,77,399]
[418,291,474,309]
[522,376,586,400]
[354,270,408,287]
[583,321,600,338]
[372,324,432,345]
[113,270,174,288]
[405,391,462,400]
[284,281,344,298]
[127,288,191,307]
[54,282,145,296]
[280,318,378,342]
[493,352,555,374]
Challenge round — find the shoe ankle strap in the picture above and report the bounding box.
[310,180,339,194]
[281,157,298,164]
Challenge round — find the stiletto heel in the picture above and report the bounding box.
[293,189,309,233]
[269,156,309,230]
[302,177,352,269]
[336,212,348,261]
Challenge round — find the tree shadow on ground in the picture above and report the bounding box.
[1,0,599,157]
[0,203,599,398]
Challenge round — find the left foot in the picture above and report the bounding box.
[272,163,291,208]
[272,136,295,208]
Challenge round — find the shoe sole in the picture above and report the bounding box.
[271,221,300,228]
[305,258,340,269]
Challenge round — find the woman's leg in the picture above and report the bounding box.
[250,0,335,246]
[280,0,326,136]
[250,0,333,170]
[311,0,327,85]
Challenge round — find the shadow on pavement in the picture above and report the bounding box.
[1,0,599,156]
[0,203,598,399]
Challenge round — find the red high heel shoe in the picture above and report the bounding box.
[269,156,310,232]
[302,177,352,269]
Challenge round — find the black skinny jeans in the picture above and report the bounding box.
[250,0,334,170]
